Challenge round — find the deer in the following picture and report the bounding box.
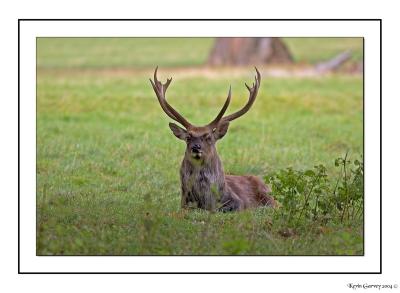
[150,67,276,212]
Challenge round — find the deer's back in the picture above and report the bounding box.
[225,175,276,209]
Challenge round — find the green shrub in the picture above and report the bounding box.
[265,154,363,227]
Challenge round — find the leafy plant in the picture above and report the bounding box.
[334,154,364,222]
[265,154,363,227]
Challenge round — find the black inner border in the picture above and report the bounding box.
[18,18,382,274]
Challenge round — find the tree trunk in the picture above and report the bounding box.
[208,37,293,66]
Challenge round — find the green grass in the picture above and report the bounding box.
[37,68,363,255]
[37,37,362,69]
[283,37,363,64]
[37,38,214,69]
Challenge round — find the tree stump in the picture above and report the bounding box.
[315,50,352,73]
[208,37,293,66]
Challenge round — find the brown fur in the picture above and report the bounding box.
[173,124,275,212]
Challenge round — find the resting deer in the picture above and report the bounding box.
[150,67,276,212]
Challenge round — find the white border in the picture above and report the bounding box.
[20,20,381,273]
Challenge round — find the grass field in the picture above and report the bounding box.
[36,38,363,255]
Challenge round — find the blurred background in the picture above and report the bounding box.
[36,38,363,255]
[37,37,362,71]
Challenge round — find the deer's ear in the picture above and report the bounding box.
[213,121,230,140]
[169,123,188,140]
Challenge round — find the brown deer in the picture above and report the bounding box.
[150,67,276,212]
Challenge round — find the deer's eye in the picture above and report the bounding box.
[203,134,212,143]
[186,135,192,143]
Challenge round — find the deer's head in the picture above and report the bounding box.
[150,67,261,163]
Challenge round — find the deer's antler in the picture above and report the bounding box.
[220,67,261,123]
[151,67,261,130]
[150,67,192,129]
[206,86,232,130]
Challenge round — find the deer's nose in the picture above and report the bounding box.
[192,144,201,152]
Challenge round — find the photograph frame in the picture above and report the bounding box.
[18,18,382,274]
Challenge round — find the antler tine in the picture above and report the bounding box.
[221,67,261,123]
[150,67,192,129]
[206,85,231,129]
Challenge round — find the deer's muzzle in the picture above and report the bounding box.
[191,145,203,159]
[191,144,201,153]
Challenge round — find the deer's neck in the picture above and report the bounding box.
[183,150,225,180]
[181,150,226,210]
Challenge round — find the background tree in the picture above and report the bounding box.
[208,37,294,66]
